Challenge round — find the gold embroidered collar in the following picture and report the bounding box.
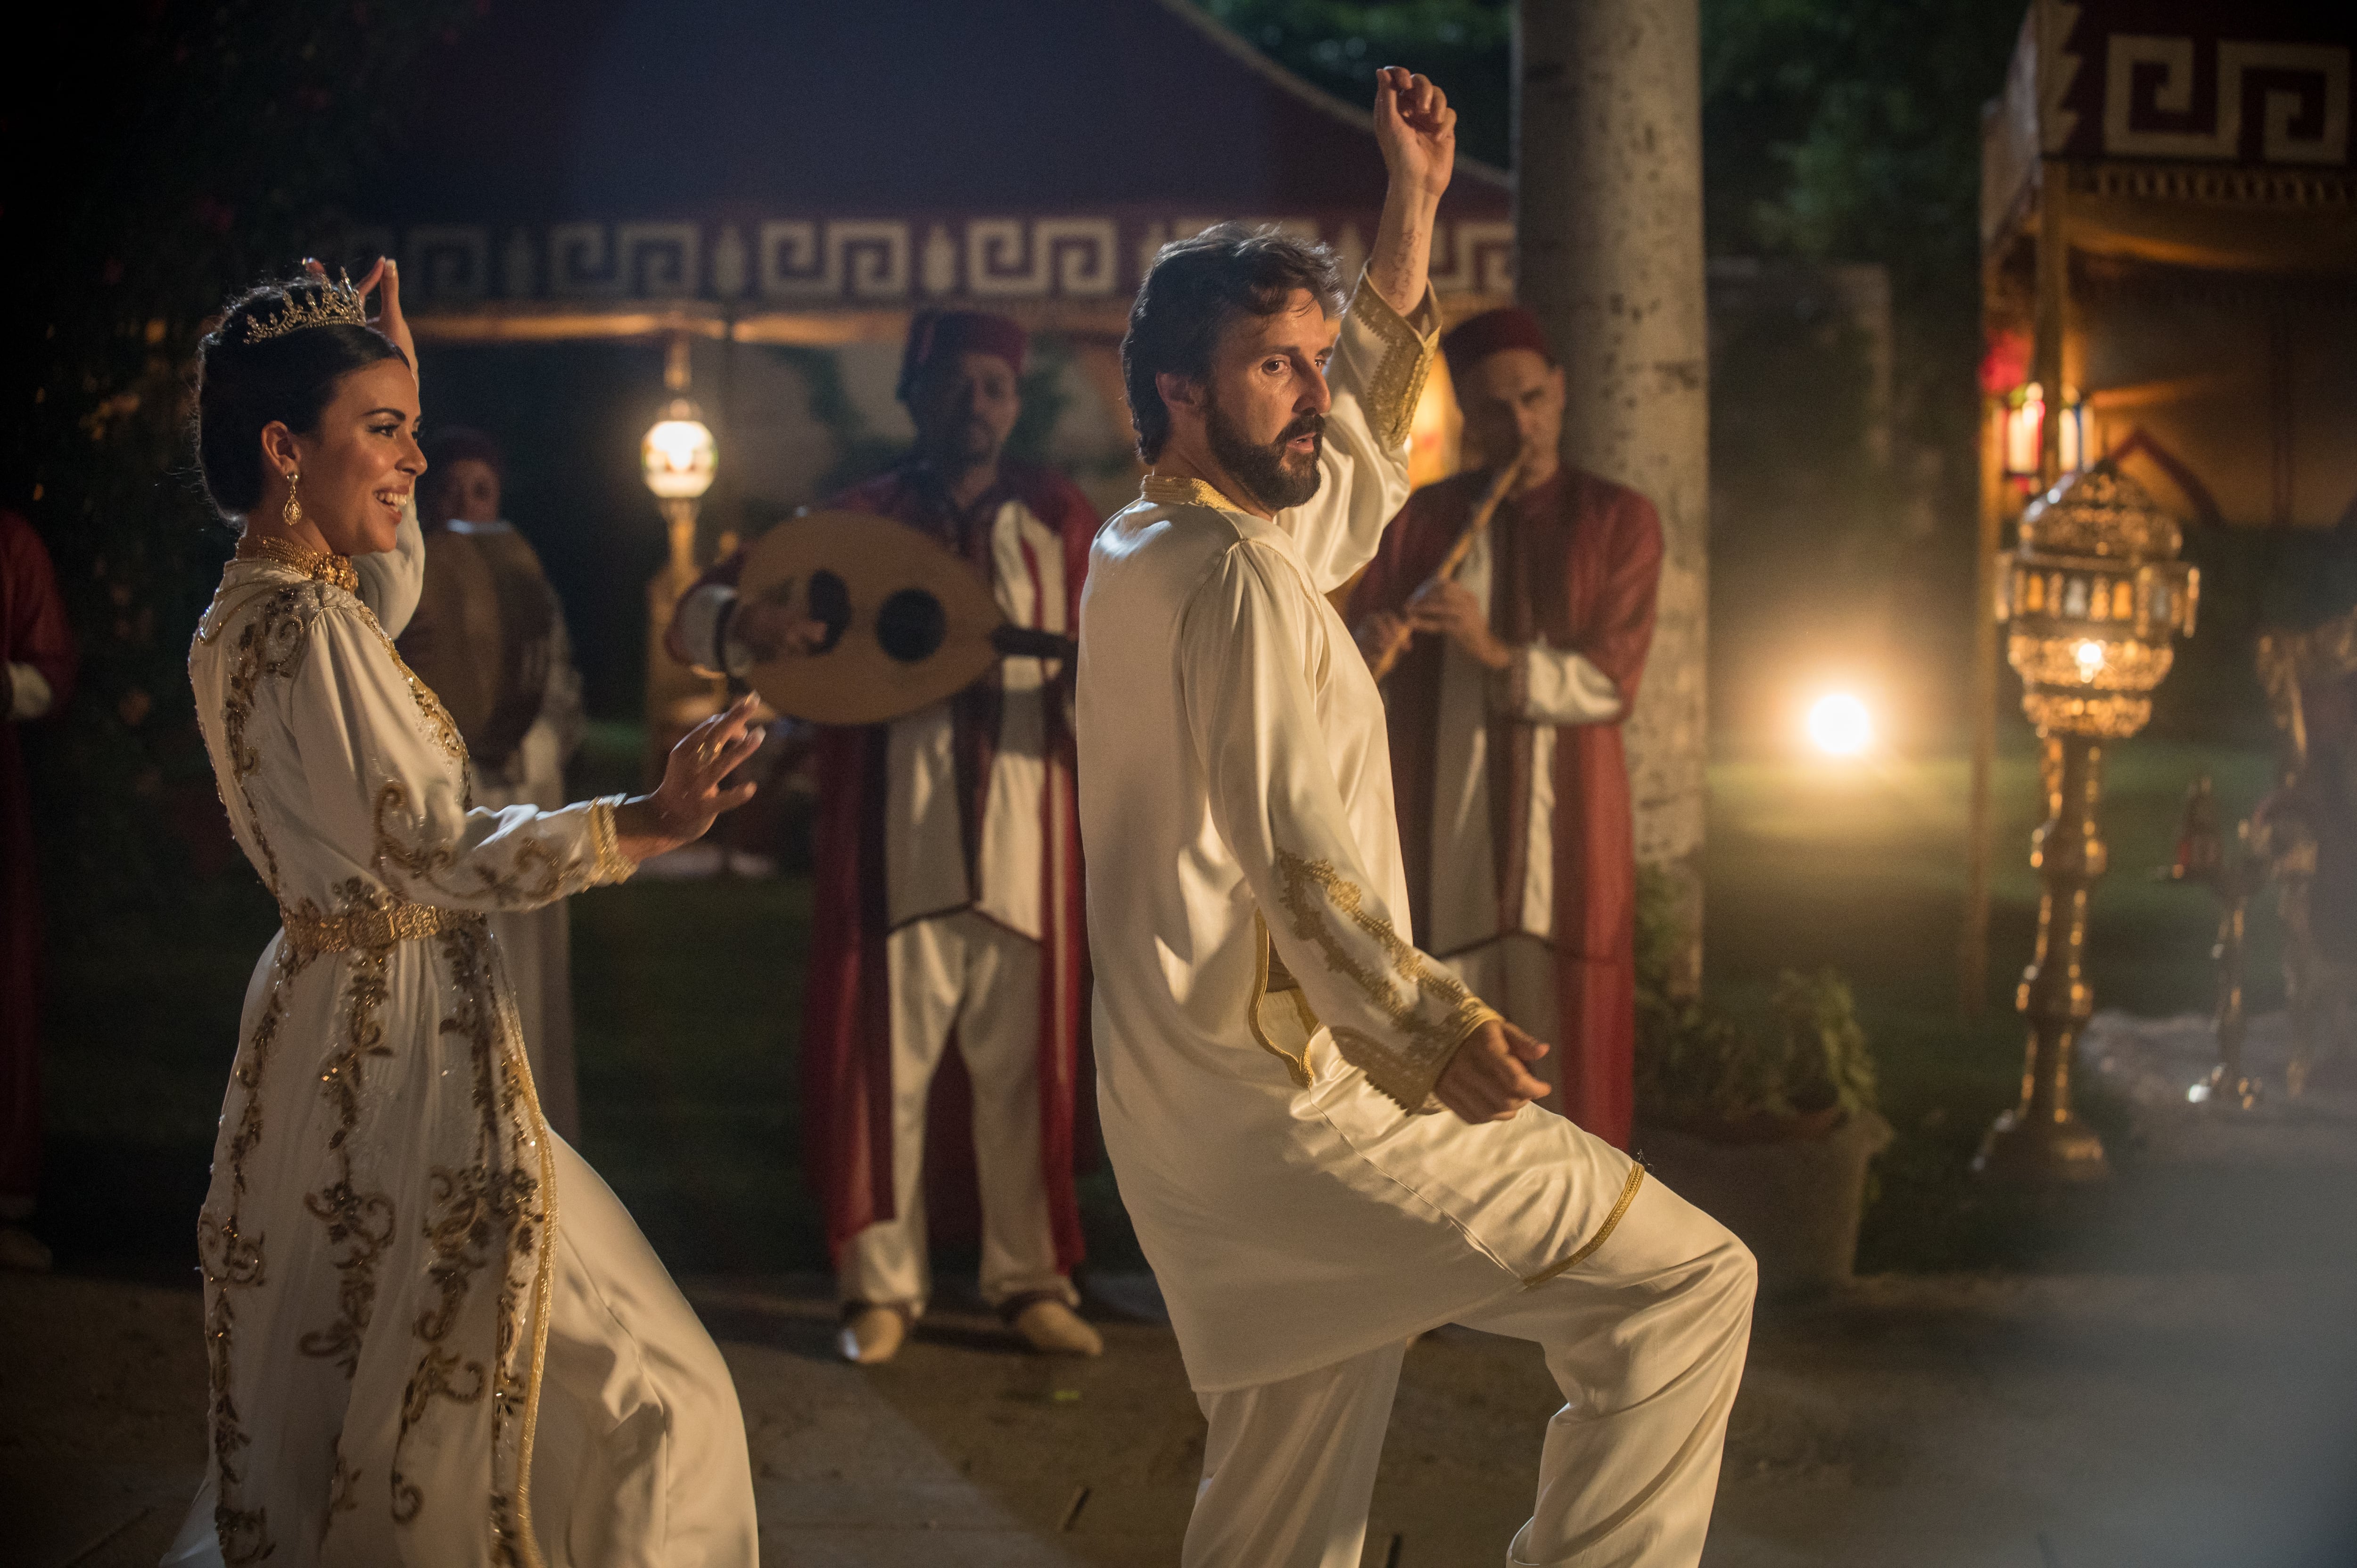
[236,534,358,592]
[1141,472,1246,514]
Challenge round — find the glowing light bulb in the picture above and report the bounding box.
[1807,693,1873,757]
[2074,640,2106,681]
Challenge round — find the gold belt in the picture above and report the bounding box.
[280,898,473,960]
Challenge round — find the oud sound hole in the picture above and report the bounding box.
[876,588,948,663]
[805,571,852,654]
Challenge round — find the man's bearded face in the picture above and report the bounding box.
[1206,385,1325,512]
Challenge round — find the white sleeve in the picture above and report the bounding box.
[351,500,426,638]
[1501,645,1624,724]
[673,582,755,677]
[6,662,52,721]
[1180,541,1497,1112]
[289,600,634,913]
[1282,271,1440,594]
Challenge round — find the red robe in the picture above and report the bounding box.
[1348,467,1661,1149]
[675,460,1098,1270]
[2,510,79,1204]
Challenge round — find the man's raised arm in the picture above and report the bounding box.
[1366,67,1454,320]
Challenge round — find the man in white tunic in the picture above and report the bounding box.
[1079,69,1755,1567]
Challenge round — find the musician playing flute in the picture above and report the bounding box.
[667,312,1103,1364]
[1347,306,1663,1149]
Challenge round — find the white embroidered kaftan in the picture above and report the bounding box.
[1077,277,1646,1393]
[170,537,755,1566]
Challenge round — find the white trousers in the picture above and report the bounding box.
[1444,935,1566,1118]
[838,911,1073,1312]
[1183,1176,1754,1568]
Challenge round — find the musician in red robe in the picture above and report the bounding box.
[2,509,79,1271]
[669,312,1102,1363]
[1347,306,1661,1149]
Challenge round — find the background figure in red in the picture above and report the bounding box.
[1348,306,1662,1148]
[1,509,79,1271]
[669,312,1102,1363]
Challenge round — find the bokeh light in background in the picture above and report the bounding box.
[1807,691,1874,757]
[640,402,718,500]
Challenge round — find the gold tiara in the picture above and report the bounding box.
[244,272,369,343]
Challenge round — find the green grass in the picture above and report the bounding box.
[38,727,2292,1281]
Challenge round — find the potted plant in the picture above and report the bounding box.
[1630,871,1891,1296]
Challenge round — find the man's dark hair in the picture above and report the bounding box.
[1122,224,1344,463]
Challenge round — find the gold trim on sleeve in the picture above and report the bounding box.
[1272,848,1494,1112]
[1141,472,1244,513]
[1343,273,1439,450]
[1521,1163,1648,1288]
[586,796,635,886]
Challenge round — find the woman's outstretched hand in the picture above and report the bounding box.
[614,694,766,863]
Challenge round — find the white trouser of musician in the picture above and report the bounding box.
[1184,1176,1752,1568]
[839,910,1077,1314]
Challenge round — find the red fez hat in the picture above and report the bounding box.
[1441,305,1555,385]
[898,310,1028,401]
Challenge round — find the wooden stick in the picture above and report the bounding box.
[1366,455,1523,683]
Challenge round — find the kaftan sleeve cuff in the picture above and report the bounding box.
[1332,993,1503,1115]
[674,583,754,678]
[1342,269,1440,450]
[586,795,636,886]
[6,661,52,721]
[1489,645,1625,725]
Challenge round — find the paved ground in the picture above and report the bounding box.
[10,1249,2354,1568]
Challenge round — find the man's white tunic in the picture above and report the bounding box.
[1078,279,1644,1393]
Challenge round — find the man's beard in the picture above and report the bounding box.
[1207,397,1324,512]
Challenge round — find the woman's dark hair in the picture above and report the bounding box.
[194,277,406,516]
[1122,224,1344,462]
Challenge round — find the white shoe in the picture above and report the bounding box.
[837,1303,908,1365]
[1012,1297,1103,1358]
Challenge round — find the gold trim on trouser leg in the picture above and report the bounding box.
[1520,1163,1647,1288]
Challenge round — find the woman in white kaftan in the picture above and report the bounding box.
[165,265,760,1568]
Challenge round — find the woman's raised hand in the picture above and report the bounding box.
[304,255,416,377]
[614,694,766,862]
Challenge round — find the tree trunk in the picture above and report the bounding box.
[1514,0,1710,988]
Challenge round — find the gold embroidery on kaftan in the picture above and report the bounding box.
[1345,277,1438,450]
[1272,849,1499,1111]
[214,585,314,895]
[1142,473,1243,513]
[387,923,554,1567]
[297,928,399,1376]
[198,947,302,1565]
[372,780,568,905]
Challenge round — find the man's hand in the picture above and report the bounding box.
[1354,609,1409,670]
[1367,68,1456,319]
[1435,1018,1551,1123]
[1407,579,1512,671]
[1373,66,1456,205]
[734,582,830,661]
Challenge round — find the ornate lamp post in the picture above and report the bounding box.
[1981,460,2199,1181]
[641,334,720,777]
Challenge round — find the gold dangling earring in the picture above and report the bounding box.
[282,470,302,531]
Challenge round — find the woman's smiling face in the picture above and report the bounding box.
[275,357,425,556]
